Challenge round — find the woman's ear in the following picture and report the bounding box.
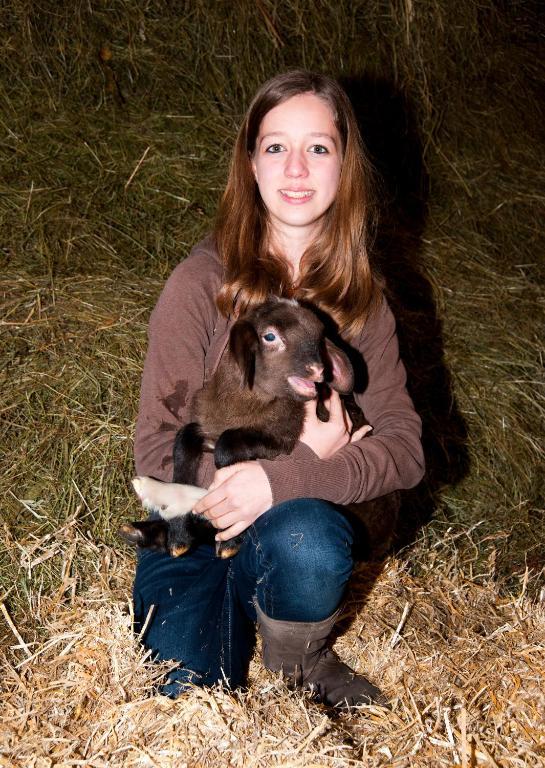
[249,149,258,182]
[229,320,259,389]
[323,339,354,394]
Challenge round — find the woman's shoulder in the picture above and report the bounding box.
[352,293,396,351]
[150,235,223,329]
[366,292,394,329]
[167,234,223,290]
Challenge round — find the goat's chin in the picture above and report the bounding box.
[287,375,318,400]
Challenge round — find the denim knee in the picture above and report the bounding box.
[133,546,254,696]
[255,498,354,572]
[246,498,354,621]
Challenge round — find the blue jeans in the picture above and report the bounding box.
[133,499,354,697]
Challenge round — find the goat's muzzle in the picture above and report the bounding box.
[287,375,319,399]
[305,363,324,382]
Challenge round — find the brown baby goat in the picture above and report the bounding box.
[120,298,398,559]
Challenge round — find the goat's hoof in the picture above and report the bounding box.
[216,544,240,559]
[170,544,190,557]
[119,523,142,546]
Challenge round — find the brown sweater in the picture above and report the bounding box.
[134,237,425,504]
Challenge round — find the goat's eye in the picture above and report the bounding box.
[263,332,276,342]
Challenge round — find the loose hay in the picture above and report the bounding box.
[1,535,544,767]
[1,0,544,765]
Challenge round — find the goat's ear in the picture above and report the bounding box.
[229,319,259,389]
[324,338,354,394]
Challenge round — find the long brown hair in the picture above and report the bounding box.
[215,70,381,338]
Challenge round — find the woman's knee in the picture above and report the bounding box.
[245,499,354,621]
[252,498,354,579]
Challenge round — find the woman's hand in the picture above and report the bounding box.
[193,461,273,541]
[300,390,372,459]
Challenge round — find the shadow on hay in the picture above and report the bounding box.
[341,74,471,563]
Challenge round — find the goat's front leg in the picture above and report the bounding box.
[214,427,285,467]
[210,428,285,559]
[173,421,206,484]
[159,421,211,556]
[119,515,201,557]
[315,385,368,435]
[121,423,208,557]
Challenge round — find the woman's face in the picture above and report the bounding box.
[251,92,342,245]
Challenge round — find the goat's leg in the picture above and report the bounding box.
[122,423,208,557]
[341,393,368,434]
[165,515,197,557]
[119,518,169,551]
[212,427,285,559]
[318,397,366,429]
[120,515,198,557]
[315,385,368,435]
[160,421,210,555]
[315,383,331,423]
[214,427,285,467]
[173,422,205,484]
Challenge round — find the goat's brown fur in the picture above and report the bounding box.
[122,298,398,559]
[191,299,348,459]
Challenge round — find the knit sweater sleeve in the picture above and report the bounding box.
[133,241,221,485]
[259,297,425,504]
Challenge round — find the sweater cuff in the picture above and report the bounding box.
[259,442,352,506]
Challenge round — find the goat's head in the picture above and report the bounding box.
[229,298,353,400]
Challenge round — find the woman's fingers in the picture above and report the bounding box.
[207,506,240,530]
[326,388,342,417]
[330,390,353,431]
[350,423,373,442]
[193,465,239,514]
[192,461,272,537]
[193,485,227,516]
[215,519,250,542]
[303,397,320,423]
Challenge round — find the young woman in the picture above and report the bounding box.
[133,70,424,707]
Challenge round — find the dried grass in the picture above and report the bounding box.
[1,532,544,767]
[1,0,544,765]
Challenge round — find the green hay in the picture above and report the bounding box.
[1,0,543,598]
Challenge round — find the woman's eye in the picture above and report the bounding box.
[265,144,284,153]
[310,144,329,154]
[263,332,276,342]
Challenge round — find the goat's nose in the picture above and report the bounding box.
[306,363,324,382]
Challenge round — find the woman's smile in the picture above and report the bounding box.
[279,188,315,202]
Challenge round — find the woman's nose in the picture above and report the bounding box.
[284,150,309,178]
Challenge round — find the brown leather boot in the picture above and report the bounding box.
[255,602,388,709]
